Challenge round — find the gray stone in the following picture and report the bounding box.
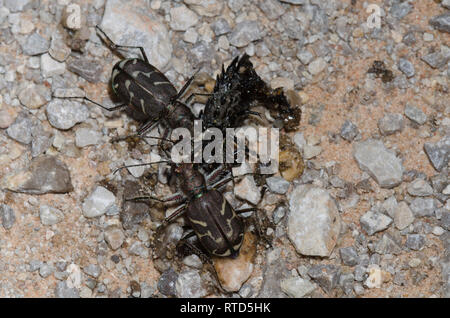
[279,0,307,4]
[29,260,43,272]
[158,268,178,296]
[441,212,450,231]
[2,156,73,194]
[41,53,66,78]
[307,264,341,294]
[120,180,150,230]
[407,179,433,196]
[140,282,156,298]
[49,30,71,62]
[211,18,231,36]
[175,270,207,298]
[431,172,448,193]
[258,0,286,20]
[297,50,314,65]
[353,139,404,188]
[280,276,316,298]
[83,264,101,278]
[339,273,355,295]
[354,265,367,282]
[39,263,54,278]
[266,176,290,194]
[258,248,291,297]
[340,120,359,141]
[382,196,398,218]
[6,112,33,144]
[378,113,404,136]
[0,110,14,129]
[184,0,224,17]
[409,197,436,217]
[46,99,89,130]
[124,159,146,178]
[272,205,287,224]
[104,226,124,250]
[21,32,49,56]
[4,0,31,12]
[39,205,64,225]
[443,0,450,9]
[424,136,450,172]
[229,21,262,47]
[128,241,149,258]
[390,2,412,19]
[55,281,80,298]
[234,176,261,205]
[0,204,15,230]
[339,246,359,266]
[169,5,198,31]
[421,52,449,69]
[393,271,407,286]
[405,234,425,250]
[394,202,415,230]
[288,185,341,257]
[100,0,172,69]
[308,57,327,75]
[182,254,203,269]
[374,233,402,255]
[31,124,53,158]
[227,0,244,12]
[67,57,102,83]
[402,31,416,46]
[398,58,415,78]
[82,186,116,218]
[75,128,102,147]
[429,12,450,33]
[360,210,393,236]
[18,84,50,109]
[405,105,427,125]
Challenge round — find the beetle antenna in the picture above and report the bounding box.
[113,160,171,175]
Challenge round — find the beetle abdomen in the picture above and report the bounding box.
[111,59,177,121]
[187,190,244,257]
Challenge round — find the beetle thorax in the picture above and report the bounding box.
[177,164,206,197]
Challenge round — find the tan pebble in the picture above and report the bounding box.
[391,30,402,43]
[214,232,256,292]
[97,161,111,176]
[352,27,364,38]
[297,91,309,104]
[205,80,215,93]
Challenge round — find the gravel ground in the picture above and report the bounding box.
[0,0,449,298]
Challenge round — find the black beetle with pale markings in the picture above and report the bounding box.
[129,163,254,258]
[64,26,196,137]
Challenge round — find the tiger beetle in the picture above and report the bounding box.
[61,26,199,138]
[123,162,266,259]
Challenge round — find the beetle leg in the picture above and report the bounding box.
[235,207,257,214]
[137,118,160,136]
[249,208,273,248]
[205,164,230,185]
[163,203,187,224]
[95,25,149,63]
[209,175,233,191]
[55,95,127,112]
[178,237,213,264]
[246,110,262,119]
[113,160,170,175]
[171,70,199,102]
[184,92,213,105]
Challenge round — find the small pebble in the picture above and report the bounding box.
[0,204,16,230]
[39,205,64,225]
